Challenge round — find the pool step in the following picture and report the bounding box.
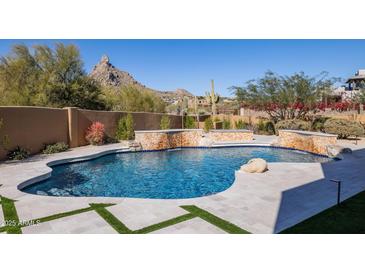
[128,141,142,151]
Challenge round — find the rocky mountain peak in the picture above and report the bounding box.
[90,55,141,88]
[89,55,194,103]
[100,54,109,64]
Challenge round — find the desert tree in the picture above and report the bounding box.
[0,43,106,110]
[103,85,166,113]
[231,71,334,122]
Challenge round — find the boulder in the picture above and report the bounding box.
[326,145,352,159]
[240,158,268,173]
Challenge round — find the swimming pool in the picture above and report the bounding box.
[21,147,332,199]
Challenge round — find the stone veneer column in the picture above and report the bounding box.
[65,107,79,148]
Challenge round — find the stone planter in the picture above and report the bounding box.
[277,130,337,155]
[208,130,254,142]
[134,129,254,150]
[134,129,203,150]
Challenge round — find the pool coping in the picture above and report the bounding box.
[134,129,253,133]
[17,147,131,190]
[135,129,203,133]
[278,129,338,137]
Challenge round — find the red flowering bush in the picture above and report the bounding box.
[85,122,105,145]
[316,102,327,112]
[332,101,351,112]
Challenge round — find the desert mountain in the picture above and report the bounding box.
[89,55,193,103]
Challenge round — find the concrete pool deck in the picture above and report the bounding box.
[1,136,365,234]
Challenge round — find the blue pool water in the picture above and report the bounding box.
[22,147,332,199]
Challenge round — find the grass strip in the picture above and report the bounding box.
[1,195,249,234]
[133,213,195,234]
[22,203,116,228]
[92,203,196,234]
[0,196,22,234]
[181,205,250,234]
[281,190,365,234]
[25,207,95,227]
[91,204,132,233]
[0,196,3,232]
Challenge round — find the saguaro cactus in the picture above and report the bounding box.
[205,80,220,115]
[194,96,198,114]
[194,96,200,128]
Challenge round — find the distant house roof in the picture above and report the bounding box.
[346,75,365,83]
[346,69,365,83]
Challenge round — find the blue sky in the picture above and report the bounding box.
[0,39,364,97]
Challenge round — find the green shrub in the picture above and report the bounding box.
[184,116,196,129]
[265,121,276,135]
[256,120,276,135]
[42,142,69,154]
[257,120,266,131]
[116,114,135,140]
[324,118,364,139]
[275,119,311,131]
[160,115,171,130]
[311,116,330,132]
[204,117,214,132]
[222,119,231,129]
[7,146,29,160]
[235,119,248,129]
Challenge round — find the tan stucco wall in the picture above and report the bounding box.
[0,106,184,160]
[0,106,69,160]
[277,130,337,155]
[77,110,182,146]
[214,114,267,128]
[215,112,365,128]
